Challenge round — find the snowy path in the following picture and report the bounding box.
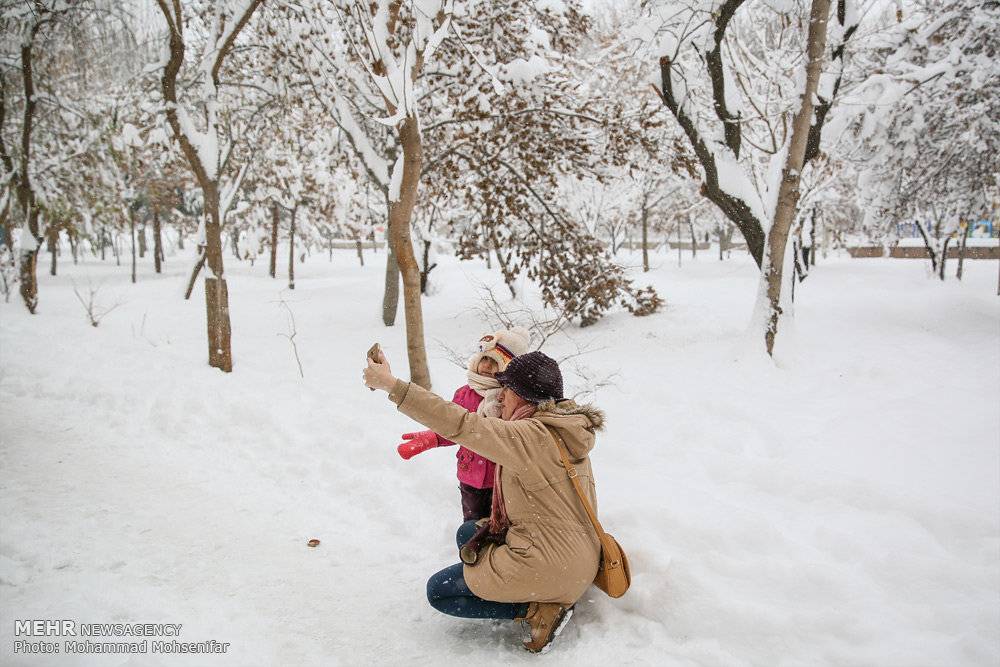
[2,249,998,665]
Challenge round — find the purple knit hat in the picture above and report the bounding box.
[494,351,564,404]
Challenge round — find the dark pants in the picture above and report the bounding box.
[425,520,529,620]
[460,483,493,522]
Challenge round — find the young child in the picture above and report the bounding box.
[397,327,530,521]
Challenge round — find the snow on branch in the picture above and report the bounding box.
[707,0,746,158]
[154,0,263,185]
[804,0,859,163]
[656,52,766,266]
[209,0,264,86]
[333,0,454,118]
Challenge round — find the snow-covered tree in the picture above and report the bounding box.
[851,0,1000,280]
[269,0,458,389]
[635,0,859,354]
[2,1,78,311]
[1,0,137,310]
[152,0,265,373]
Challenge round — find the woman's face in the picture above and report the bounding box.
[498,386,530,420]
[476,357,498,377]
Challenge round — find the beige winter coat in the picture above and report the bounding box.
[389,380,603,606]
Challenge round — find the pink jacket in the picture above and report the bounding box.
[437,385,497,489]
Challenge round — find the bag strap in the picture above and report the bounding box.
[544,426,607,540]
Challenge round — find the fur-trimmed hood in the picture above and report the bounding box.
[536,399,606,431]
[534,399,605,459]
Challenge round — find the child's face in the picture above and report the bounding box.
[477,357,499,377]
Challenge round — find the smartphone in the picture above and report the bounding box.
[366,343,381,391]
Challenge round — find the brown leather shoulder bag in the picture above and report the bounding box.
[546,427,631,598]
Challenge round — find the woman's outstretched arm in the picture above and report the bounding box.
[362,350,543,472]
[389,379,543,474]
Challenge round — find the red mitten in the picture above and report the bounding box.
[397,430,439,460]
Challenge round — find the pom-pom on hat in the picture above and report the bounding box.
[494,351,564,404]
[469,326,531,373]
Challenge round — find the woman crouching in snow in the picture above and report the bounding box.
[364,349,604,653]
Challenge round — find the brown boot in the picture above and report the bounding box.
[515,602,574,653]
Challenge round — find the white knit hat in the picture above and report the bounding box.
[468,326,531,373]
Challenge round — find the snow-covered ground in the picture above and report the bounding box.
[2,246,998,666]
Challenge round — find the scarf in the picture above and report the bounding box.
[467,370,500,394]
[488,403,537,534]
[467,370,502,417]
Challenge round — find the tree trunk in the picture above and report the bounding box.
[762,0,831,356]
[915,220,941,277]
[956,221,968,280]
[153,208,163,274]
[687,213,697,258]
[15,34,42,314]
[177,226,185,250]
[100,226,106,261]
[202,181,232,372]
[269,201,279,278]
[185,246,206,300]
[388,115,431,389]
[70,232,78,264]
[382,244,400,325]
[130,208,137,284]
[808,208,818,268]
[420,239,437,295]
[111,228,120,266]
[204,275,231,372]
[676,223,682,267]
[47,225,58,276]
[0,256,10,304]
[138,222,147,258]
[355,238,364,266]
[18,238,39,313]
[790,240,799,303]
[0,199,10,251]
[288,206,296,290]
[937,237,951,281]
[641,206,650,273]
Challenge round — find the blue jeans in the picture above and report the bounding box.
[425,520,530,620]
